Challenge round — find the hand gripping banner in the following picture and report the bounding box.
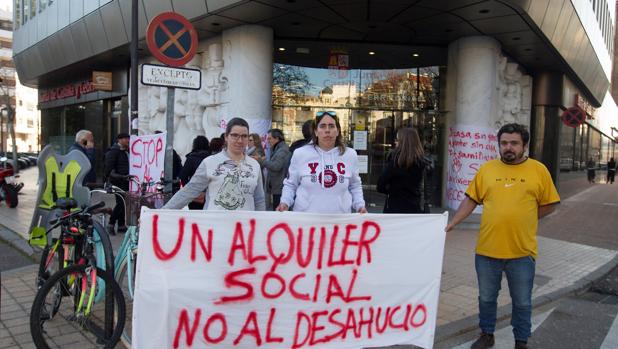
[133,210,448,349]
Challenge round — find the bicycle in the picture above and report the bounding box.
[29,199,126,349]
[34,198,115,314]
[108,177,174,347]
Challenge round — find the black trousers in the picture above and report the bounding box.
[608,170,616,183]
[110,194,125,227]
[272,194,281,211]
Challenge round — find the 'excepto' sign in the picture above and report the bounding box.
[141,63,202,90]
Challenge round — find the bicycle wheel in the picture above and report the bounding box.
[115,252,137,347]
[36,239,66,319]
[30,264,126,349]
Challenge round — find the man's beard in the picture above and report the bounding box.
[501,150,524,163]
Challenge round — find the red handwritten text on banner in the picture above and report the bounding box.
[133,210,447,349]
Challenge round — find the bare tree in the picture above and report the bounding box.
[0,67,19,173]
[272,64,312,104]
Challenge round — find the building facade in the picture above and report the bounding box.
[0,6,39,154]
[11,0,618,208]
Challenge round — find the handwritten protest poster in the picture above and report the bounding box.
[129,132,167,192]
[446,125,499,211]
[133,210,448,349]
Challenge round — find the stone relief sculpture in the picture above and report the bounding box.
[138,43,230,157]
[496,55,532,129]
[200,43,229,139]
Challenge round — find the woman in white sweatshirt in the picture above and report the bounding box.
[163,117,265,211]
[277,111,366,214]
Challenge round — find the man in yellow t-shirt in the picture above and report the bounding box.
[446,123,560,349]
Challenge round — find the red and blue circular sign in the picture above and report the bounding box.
[146,12,198,67]
[561,106,586,128]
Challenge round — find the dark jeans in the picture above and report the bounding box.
[272,194,281,210]
[475,254,535,342]
[110,194,125,227]
[587,169,596,182]
[608,170,615,183]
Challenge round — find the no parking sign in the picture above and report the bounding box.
[146,12,198,67]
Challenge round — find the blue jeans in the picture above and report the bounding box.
[475,254,535,342]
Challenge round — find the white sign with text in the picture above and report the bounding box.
[129,132,167,192]
[133,210,448,349]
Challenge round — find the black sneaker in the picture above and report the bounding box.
[514,341,528,349]
[471,332,495,349]
[107,224,116,236]
[117,225,128,233]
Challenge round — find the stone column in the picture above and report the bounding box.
[443,37,501,211]
[221,25,274,137]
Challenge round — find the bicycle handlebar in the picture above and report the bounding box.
[48,201,106,226]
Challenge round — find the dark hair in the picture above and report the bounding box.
[393,128,424,168]
[497,123,530,145]
[209,138,224,153]
[268,128,285,142]
[192,135,209,152]
[301,120,313,140]
[225,118,249,136]
[312,111,346,155]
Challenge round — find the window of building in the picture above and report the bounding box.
[272,64,444,205]
[13,0,21,28]
[29,0,36,19]
[39,0,46,12]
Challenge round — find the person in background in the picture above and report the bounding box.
[289,120,314,153]
[179,135,210,210]
[445,123,560,349]
[163,118,265,211]
[247,133,265,158]
[607,157,616,184]
[209,138,224,154]
[104,133,132,234]
[277,111,366,213]
[68,129,96,186]
[586,157,596,183]
[253,129,291,210]
[154,130,183,182]
[377,127,427,213]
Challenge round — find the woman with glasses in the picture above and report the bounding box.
[377,128,428,213]
[163,117,265,211]
[277,111,367,213]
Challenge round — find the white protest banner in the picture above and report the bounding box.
[129,132,167,192]
[446,125,499,211]
[133,210,448,349]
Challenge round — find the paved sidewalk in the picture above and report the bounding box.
[1,168,617,348]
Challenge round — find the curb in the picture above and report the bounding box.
[0,223,36,257]
[434,254,618,343]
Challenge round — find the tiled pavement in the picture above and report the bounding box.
[1,168,617,348]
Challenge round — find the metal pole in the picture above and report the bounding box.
[165,87,175,192]
[130,0,139,135]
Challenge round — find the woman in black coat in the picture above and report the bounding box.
[179,135,210,209]
[377,128,427,213]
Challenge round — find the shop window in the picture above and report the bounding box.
[272,63,443,206]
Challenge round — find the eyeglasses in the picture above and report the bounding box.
[228,133,249,141]
[316,111,337,118]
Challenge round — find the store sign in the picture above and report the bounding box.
[574,94,595,119]
[39,81,97,103]
[141,64,201,90]
[92,71,112,91]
